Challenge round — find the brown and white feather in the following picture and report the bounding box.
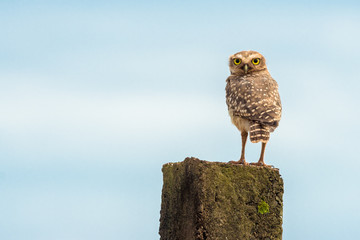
[226,51,282,143]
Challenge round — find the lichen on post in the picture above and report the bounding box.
[159,157,284,240]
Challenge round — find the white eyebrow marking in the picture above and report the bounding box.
[234,54,243,58]
[248,54,260,59]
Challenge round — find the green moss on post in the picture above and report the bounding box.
[258,200,270,214]
[159,157,284,240]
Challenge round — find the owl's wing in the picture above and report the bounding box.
[226,75,282,129]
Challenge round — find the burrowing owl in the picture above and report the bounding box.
[226,50,282,166]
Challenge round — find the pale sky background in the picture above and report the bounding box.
[1,1,360,239]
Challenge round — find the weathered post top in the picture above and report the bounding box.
[159,157,284,240]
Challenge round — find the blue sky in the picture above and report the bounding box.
[1,1,360,239]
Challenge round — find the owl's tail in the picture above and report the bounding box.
[249,123,270,143]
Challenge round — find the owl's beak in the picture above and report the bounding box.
[243,64,249,74]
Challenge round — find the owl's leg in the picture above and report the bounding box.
[251,142,270,167]
[229,131,248,165]
[239,131,248,164]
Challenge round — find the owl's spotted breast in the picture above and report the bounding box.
[226,73,282,131]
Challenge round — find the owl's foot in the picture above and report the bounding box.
[250,142,273,167]
[250,161,272,168]
[228,159,249,165]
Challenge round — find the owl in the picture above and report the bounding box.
[225,50,282,167]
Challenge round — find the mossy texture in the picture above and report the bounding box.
[159,157,284,240]
[258,200,270,214]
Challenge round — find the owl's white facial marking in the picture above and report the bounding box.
[248,53,260,59]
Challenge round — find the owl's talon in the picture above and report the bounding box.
[228,160,249,165]
[250,162,272,168]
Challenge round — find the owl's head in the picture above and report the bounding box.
[229,50,267,75]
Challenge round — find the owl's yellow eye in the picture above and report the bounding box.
[252,58,260,65]
[234,58,241,65]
